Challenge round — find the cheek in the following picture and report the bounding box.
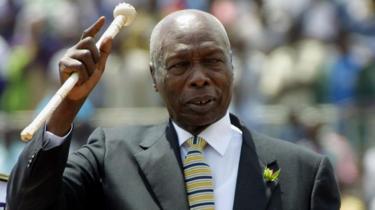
[161,76,185,107]
[218,74,233,103]
[165,73,187,91]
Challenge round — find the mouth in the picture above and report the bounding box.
[185,96,216,112]
[189,98,215,105]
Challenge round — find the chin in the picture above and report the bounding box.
[182,111,225,127]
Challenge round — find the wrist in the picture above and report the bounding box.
[46,97,85,136]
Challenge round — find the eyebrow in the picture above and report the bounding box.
[201,48,226,56]
[165,49,190,65]
[165,45,226,61]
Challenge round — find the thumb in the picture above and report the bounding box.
[97,36,113,72]
[81,37,113,92]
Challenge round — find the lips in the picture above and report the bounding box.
[185,96,216,112]
[189,97,214,105]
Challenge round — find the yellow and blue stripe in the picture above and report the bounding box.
[183,136,215,210]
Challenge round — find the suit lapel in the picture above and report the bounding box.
[231,114,282,210]
[232,122,268,210]
[134,122,188,210]
[259,160,283,210]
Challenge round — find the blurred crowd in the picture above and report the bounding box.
[0,0,374,209]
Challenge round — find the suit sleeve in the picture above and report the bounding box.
[6,127,106,210]
[310,156,341,210]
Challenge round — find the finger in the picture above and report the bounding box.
[59,57,77,82]
[70,49,96,77]
[75,37,100,64]
[59,57,89,85]
[81,16,105,40]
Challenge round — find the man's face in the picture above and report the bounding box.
[152,21,233,134]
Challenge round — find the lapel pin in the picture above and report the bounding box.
[263,161,281,183]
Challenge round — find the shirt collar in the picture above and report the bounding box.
[173,112,235,156]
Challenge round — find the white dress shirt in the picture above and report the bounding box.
[43,126,72,149]
[173,112,243,210]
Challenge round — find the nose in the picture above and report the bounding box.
[188,65,210,88]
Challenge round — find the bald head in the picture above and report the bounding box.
[149,9,231,71]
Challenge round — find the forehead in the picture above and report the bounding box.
[160,21,229,59]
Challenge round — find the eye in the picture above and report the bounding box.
[167,61,190,75]
[170,61,189,69]
[203,58,224,68]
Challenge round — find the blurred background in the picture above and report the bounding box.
[0,0,374,209]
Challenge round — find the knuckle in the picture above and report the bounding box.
[75,37,92,49]
[58,59,68,70]
[82,29,89,37]
[66,47,76,56]
[58,59,64,68]
[82,36,93,44]
[82,49,91,58]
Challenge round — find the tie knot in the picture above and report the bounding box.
[186,136,207,150]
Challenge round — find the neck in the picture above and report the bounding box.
[176,123,209,136]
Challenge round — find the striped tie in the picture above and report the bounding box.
[183,136,215,210]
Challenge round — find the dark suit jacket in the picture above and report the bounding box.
[7,114,340,210]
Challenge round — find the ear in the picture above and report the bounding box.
[149,63,158,92]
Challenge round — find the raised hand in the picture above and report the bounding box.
[59,16,113,101]
[47,17,113,136]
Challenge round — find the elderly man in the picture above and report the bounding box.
[7,10,340,210]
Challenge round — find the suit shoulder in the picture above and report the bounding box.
[100,122,167,142]
[251,131,324,167]
[86,122,167,148]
